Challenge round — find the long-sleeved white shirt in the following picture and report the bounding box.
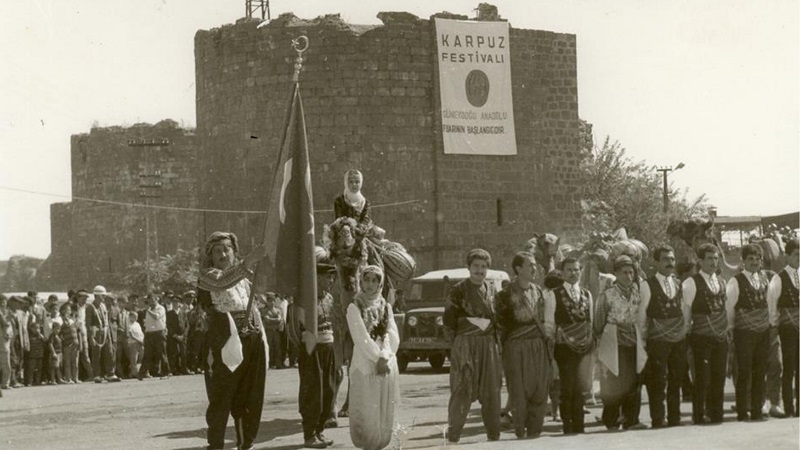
[144,304,167,332]
[346,302,399,376]
[767,266,800,326]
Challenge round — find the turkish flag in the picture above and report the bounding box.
[254,82,317,339]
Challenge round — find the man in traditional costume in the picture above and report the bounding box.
[639,245,685,428]
[767,237,799,417]
[497,251,551,439]
[198,232,267,450]
[292,263,338,449]
[544,256,594,434]
[726,243,772,421]
[682,243,728,424]
[443,248,502,443]
[594,255,648,430]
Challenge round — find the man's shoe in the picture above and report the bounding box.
[623,422,648,431]
[303,436,326,449]
[446,427,460,443]
[323,418,338,428]
[769,405,786,418]
[94,377,103,384]
[106,375,121,383]
[316,433,333,446]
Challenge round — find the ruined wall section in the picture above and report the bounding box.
[38,121,199,290]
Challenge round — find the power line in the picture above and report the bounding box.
[0,185,423,214]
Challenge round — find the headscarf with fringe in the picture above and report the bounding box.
[353,265,387,338]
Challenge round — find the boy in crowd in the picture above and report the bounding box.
[186,292,208,374]
[48,322,64,384]
[126,311,144,378]
[60,303,81,384]
[25,322,45,386]
[261,292,285,369]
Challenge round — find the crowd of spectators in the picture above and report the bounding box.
[0,287,300,395]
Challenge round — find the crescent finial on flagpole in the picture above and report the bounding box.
[291,36,308,83]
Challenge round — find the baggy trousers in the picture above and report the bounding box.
[645,339,686,426]
[690,334,728,423]
[298,342,336,440]
[554,344,592,433]
[734,329,770,420]
[503,337,550,438]
[600,345,641,429]
[448,334,502,441]
[206,333,266,450]
[779,325,799,416]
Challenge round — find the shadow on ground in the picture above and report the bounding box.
[158,417,301,450]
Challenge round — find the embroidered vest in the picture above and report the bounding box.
[690,273,726,315]
[778,270,799,309]
[733,273,769,332]
[646,276,683,319]
[554,286,592,353]
[554,286,590,324]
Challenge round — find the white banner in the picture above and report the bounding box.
[435,18,516,155]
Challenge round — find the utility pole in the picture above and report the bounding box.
[129,138,168,292]
[656,162,685,213]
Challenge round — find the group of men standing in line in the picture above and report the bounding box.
[441,238,799,442]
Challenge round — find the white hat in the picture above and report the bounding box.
[93,285,107,296]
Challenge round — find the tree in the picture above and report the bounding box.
[580,136,710,250]
[121,248,200,294]
[0,255,44,292]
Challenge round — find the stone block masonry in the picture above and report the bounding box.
[37,120,199,290]
[195,8,586,276]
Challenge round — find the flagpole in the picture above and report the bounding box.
[247,35,312,317]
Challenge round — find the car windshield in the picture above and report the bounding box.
[408,281,453,304]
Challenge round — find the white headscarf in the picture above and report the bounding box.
[343,169,366,214]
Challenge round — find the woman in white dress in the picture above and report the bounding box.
[346,265,400,450]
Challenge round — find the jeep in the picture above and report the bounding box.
[393,268,509,372]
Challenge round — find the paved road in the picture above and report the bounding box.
[1,360,798,449]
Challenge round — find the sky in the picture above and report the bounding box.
[1,0,797,260]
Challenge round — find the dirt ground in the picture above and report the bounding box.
[1,360,798,450]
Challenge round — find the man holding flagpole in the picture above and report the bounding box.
[198,232,267,450]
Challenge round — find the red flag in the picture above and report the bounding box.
[255,82,317,339]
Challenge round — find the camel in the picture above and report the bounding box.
[666,218,740,281]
